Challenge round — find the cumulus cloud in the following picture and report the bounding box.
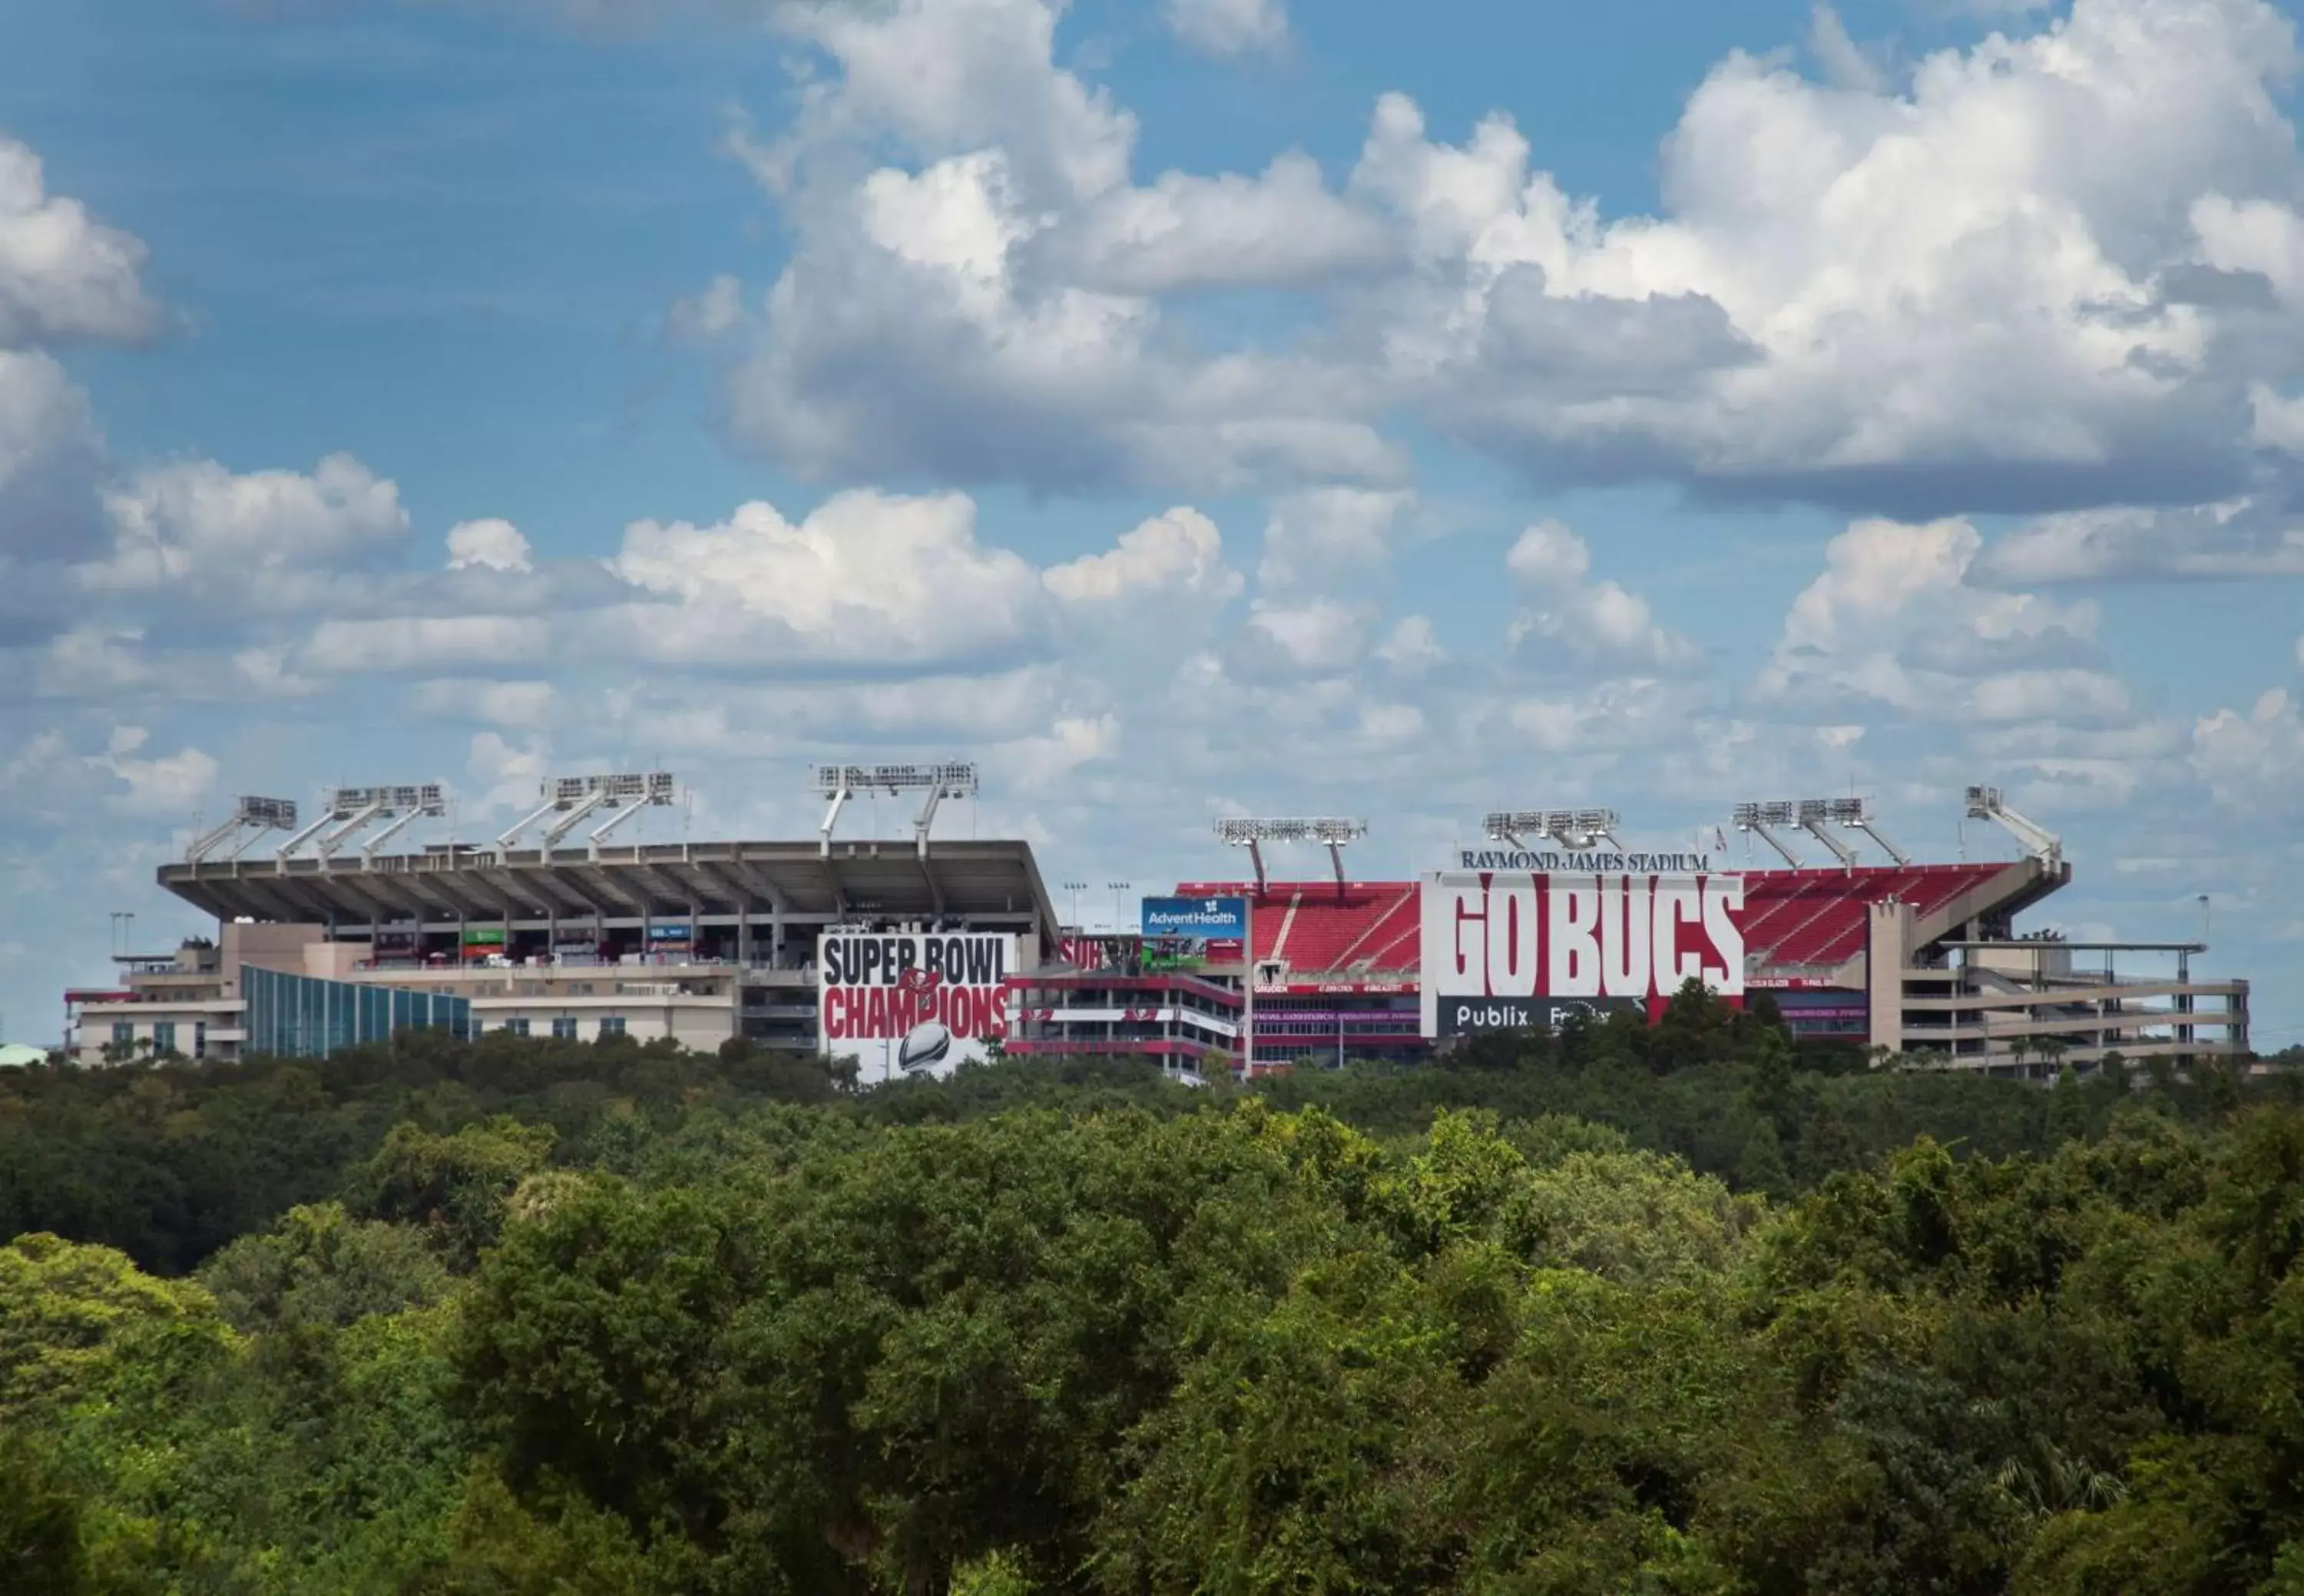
[0,349,101,560]
[303,614,551,674]
[445,517,533,573]
[1055,154,1393,295]
[413,678,557,728]
[607,488,1048,668]
[1044,505,1242,604]
[1504,520,1697,674]
[87,725,218,818]
[1239,596,1372,674]
[2193,687,2304,810]
[85,452,410,600]
[1978,499,2304,583]
[0,141,160,349]
[1763,517,2116,719]
[1163,0,1288,58]
[1257,488,1415,588]
[1351,0,2304,513]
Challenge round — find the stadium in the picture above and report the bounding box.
[63,764,2250,1079]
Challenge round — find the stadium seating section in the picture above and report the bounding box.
[1738,863,2010,969]
[1177,863,2015,978]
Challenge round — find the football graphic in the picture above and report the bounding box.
[897,1021,953,1073]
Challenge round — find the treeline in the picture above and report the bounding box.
[4,995,2302,1591]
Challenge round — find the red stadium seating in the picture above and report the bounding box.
[1175,882,1418,975]
[1175,863,2019,979]
[1737,863,2013,969]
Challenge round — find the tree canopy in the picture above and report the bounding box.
[2,998,2300,1592]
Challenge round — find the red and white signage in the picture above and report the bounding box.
[818,932,1017,1081]
[1420,873,1746,1037]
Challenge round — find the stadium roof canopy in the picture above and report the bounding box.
[158,838,1060,938]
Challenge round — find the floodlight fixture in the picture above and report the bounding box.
[497,772,677,857]
[186,795,300,864]
[1484,807,1623,850]
[811,761,979,857]
[1213,816,1367,892]
[1793,799,1858,868]
[1965,784,2061,866]
[1731,800,1805,868]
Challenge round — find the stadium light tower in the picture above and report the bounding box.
[578,773,677,856]
[1731,800,1805,868]
[1965,785,2062,866]
[1214,816,1367,892]
[811,763,979,859]
[496,773,677,859]
[185,796,298,864]
[1484,808,1624,851]
[1826,796,1908,866]
[1793,800,1859,868]
[353,786,446,865]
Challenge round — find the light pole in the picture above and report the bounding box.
[1063,880,1087,929]
[1107,880,1131,932]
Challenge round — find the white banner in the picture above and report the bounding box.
[819,931,1018,1081]
[1420,873,1746,1038]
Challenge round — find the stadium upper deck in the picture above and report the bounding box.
[1177,858,2063,988]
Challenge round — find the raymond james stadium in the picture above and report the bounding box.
[61,764,2251,1081]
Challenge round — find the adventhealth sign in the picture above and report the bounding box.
[1140,896,1250,941]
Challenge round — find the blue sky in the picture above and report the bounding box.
[1,0,2299,1050]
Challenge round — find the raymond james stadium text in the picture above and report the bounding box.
[1456,850,1716,873]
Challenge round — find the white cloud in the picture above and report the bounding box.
[303,614,551,674]
[87,726,218,818]
[87,452,409,598]
[1505,519,1697,673]
[2193,687,2304,810]
[1058,154,1392,295]
[1163,0,1288,58]
[414,678,557,727]
[666,273,748,341]
[1044,505,1242,604]
[1504,518,1591,587]
[0,140,160,349]
[1241,596,1371,674]
[1374,614,1442,673]
[467,730,549,816]
[445,517,534,573]
[1766,517,2106,717]
[0,349,101,559]
[1348,0,2304,514]
[607,488,1047,666]
[1258,488,1415,588]
[1806,5,1887,94]
[1979,499,2304,583]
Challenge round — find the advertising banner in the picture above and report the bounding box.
[1141,896,1250,942]
[647,924,693,942]
[1420,873,1746,1039]
[459,925,507,946]
[1140,896,1250,972]
[818,931,1018,1083]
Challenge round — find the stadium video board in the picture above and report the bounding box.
[818,931,1018,1083]
[1139,895,1249,971]
[1419,873,1746,1038]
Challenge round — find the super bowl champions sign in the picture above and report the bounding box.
[818,932,1018,1081]
[1420,873,1746,1038]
